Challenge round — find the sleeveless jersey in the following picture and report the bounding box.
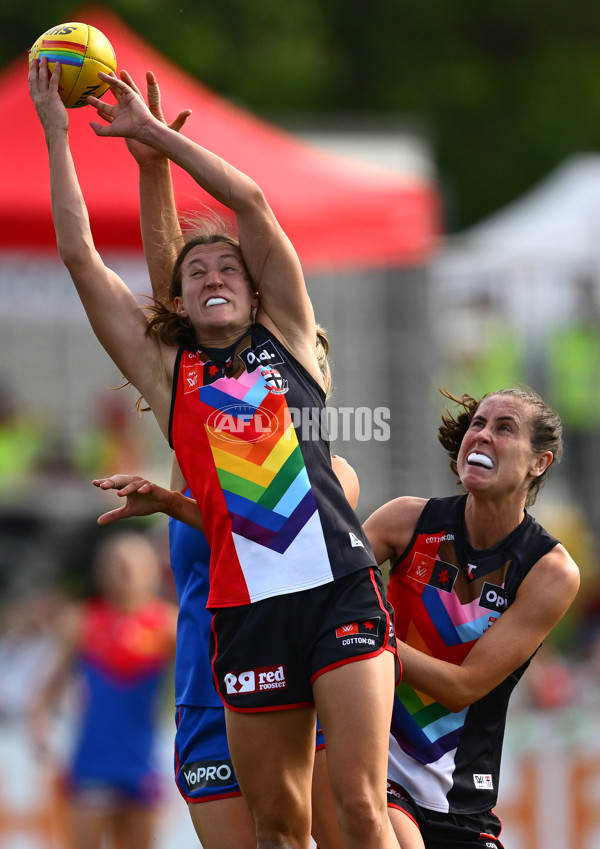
[169,324,375,609]
[387,495,559,814]
[70,598,174,790]
[169,495,222,707]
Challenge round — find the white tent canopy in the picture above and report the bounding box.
[431,153,600,340]
[456,153,600,259]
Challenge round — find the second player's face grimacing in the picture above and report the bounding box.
[174,242,257,340]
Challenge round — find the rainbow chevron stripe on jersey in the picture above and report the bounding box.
[387,495,558,814]
[169,324,375,609]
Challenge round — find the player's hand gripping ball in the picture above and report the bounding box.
[29,22,117,108]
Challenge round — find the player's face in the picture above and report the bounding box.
[456,395,550,502]
[174,243,258,342]
[96,539,160,607]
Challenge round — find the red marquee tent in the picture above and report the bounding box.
[5,6,439,271]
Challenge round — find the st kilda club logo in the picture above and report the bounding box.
[260,367,288,395]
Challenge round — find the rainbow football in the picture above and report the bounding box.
[29,22,117,108]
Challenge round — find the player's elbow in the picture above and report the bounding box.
[58,234,96,271]
[235,180,270,217]
[432,671,482,713]
[440,679,490,713]
[441,693,472,713]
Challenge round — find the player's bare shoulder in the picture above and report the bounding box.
[537,542,580,599]
[364,496,427,565]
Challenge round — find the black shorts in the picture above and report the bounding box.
[211,566,397,712]
[387,780,504,849]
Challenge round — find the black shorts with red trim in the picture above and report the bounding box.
[387,779,505,849]
[210,566,398,712]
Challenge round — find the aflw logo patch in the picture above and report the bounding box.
[335,618,380,641]
[473,773,493,790]
[407,552,458,593]
[183,364,201,393]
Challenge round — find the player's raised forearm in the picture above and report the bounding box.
[138,157,182,303]
[47,130,96,270]
[90,72,260,215]
[139,119,264,217]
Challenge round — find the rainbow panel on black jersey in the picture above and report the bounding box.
[170,325,375,609]
[386,494,558,814]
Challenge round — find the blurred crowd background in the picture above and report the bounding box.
[3,1,600,847]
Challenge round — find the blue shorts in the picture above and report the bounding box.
[175,704,326,803]
[211,567,397,712]
[65,772,162,810]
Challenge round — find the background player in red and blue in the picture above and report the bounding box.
[29,531,177,849]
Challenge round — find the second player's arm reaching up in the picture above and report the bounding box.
[89,69,321,384]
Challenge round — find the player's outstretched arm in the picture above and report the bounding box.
[88,71,320,383]
[29,58,172,431]
[119,70,190,304]
[93,474,204,529]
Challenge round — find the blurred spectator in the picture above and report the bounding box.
[0,590,64,722]
[0,382,52,494]
[437,291,526,399]
[0,589,70,846]
[575,628,600,710]
[545,274,600,551]
[29,531,177,849]
[521,643,578,711]
[74,391,145,479]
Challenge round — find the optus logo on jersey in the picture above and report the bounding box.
[479,583,508,613]
[224,664,287,694]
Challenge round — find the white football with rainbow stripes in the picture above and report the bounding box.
[29,22,117,108]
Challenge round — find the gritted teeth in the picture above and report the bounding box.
[206,297,228,307]
[467,452,493,469]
